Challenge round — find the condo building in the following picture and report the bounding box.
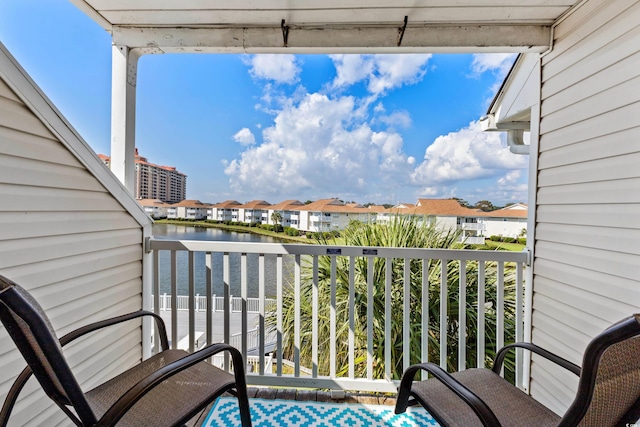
[201,198,528,242]
[99,149,187,203]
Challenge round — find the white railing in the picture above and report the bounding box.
[229,326,265,352]
[461,223,486,231]
[152,294,276,313]
[149,239,528,393]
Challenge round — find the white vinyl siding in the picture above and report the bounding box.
[531,0,640,414]
[0,69,148,425]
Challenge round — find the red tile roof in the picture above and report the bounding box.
[269,200,306,210]
[238,200,271,209]
[211,200,242,208]
[298,199,373,214]
[137,199,169,207]
[171,199,209,207]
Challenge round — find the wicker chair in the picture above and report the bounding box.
[0,275,252,427]
[395,314,640,427]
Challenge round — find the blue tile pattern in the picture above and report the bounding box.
[203,397,439,427]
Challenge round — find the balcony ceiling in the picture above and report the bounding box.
[70,0,581,53]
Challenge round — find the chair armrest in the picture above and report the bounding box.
[96,342,247,427]
[59,310,169,351]
[492,342,581,376]
[395,362,501,427]
[0,310,169,427]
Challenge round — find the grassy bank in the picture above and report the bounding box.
[154,219,311,244]
[482,240,526,252]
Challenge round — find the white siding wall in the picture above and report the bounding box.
[0,72,148,424]
[532,0,640,414]
[299,211,310,231]
[435,216,457,230]
[484,217,527,238]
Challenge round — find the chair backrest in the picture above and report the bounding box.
[0,275,95,424]
[560,314,640,427]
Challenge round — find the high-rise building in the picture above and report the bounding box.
[98,149,187,203]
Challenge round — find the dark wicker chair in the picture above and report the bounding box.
[395,314,640,427]
[0,275,252,427]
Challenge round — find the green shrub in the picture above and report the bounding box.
[517,238,526,245]
[284,227,300,236]
[504,237,516,243]
[489,235,502,241]
[470,244,492,250]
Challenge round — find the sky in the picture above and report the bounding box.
[0,1,529,207]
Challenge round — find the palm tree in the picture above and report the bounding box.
[267,215,518,381]
[271,211,283,232]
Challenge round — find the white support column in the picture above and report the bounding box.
[110,45,139,192]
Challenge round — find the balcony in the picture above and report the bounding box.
[149,238,528,393]
[461,223,486,231]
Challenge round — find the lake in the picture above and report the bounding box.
[153,223,291,298]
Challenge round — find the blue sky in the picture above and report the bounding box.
[0,1,528,206]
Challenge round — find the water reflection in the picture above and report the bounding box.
[153,223,291,298]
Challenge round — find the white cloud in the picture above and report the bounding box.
[232,128,256,146]
[411,120,528,187]
[497,170,523,186]
[379,110,412,128]
[368,54,432,94]
[459,174,529,206]
[330,54,432,95]
[420,186,445,197]
[493,170,529,201]
[330,55,375,88]
[224,93,412,199]
[471,53,517,78]
[247,54,301,84]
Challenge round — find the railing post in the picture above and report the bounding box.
[196,293,200,312]
[212,294,216,313]
[162,293,167,311]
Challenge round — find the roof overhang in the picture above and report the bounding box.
[69,1,583,53]
[480,53,541,155]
